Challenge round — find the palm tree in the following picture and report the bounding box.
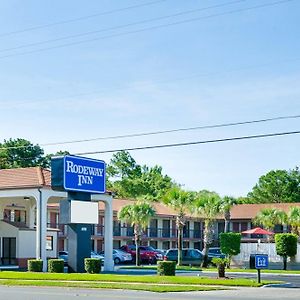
[118,200,156,266]
[288,206,300,235]
[220,196,237,233]
[254,208,287,232]
[163,187,193,266]
[192,191,221,267]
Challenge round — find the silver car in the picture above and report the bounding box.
[100,249,132,264]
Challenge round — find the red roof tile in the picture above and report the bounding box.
[230,203,300,220]
[0,167,51,189]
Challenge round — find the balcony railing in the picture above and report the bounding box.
[48,223,203,239]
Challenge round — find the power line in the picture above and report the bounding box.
[0,0,293,60]
[0,0,167,37]
[1,129,299,162]
[0,0,246,53]
[74,130,300,155]
[0,114,299,150]
[41,114,300,146]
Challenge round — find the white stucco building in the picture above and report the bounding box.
[0,167,114,271]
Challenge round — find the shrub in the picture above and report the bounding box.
[219,232,241,267]
[48,259,64,273]
[219,232,241,256]
[84,258,101,274]
[275,233,298,270]
[157,261,176,276]
[212,258,229,278]
[27,259,43,272]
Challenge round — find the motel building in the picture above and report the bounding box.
[0,166,114,271]
[1,167,299,270]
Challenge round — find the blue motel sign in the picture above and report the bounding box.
[255,254,269,269]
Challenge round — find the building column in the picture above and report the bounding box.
[28,202,36,228]
[35,189,49,272]
[0,203,5,219]
[104,200,114,271]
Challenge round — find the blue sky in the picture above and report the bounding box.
[0,0,299,197]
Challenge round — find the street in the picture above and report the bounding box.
[0,286,298,300]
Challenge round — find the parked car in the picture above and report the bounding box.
[99,249,132,264]
[207,247,226,263]
[164,248,203,265]
[91,251,104,260]
[119,245,161,264]
[58,250,68,265]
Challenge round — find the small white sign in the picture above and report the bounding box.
[70,200,98,224]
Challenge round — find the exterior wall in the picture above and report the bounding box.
[0,221,18,237]
[18,230,58,259]
[17,230,36,258]
[0,221,58,266]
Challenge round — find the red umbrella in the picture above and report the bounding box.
[241,227,274,235]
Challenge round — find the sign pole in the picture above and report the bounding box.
[257,268,261,284]
[254,254,268,285]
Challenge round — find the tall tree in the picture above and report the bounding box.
[288,206,300,235]
[0,138,46,169]
[44,150,71,168]
[163,187,193,266]
[220,196,237,233]
[117,200,155,266]
[248,168,300,203]
[192,190,221,267]
[254,208,287,231]
[107,150,141,179]
[107,150,174,199]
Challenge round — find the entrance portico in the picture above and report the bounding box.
[0,167,113,272]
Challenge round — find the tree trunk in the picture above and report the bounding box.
[283,256,287,271]
[224,210,230,233]
[134,226,141,266]
[177,224,183,266]
[218,263,225,278]
[202,221,213,268]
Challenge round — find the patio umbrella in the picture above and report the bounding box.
[241,227,274,235]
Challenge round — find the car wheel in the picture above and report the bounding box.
[114,257,121,265]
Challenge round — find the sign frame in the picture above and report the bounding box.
[62,155,106,194]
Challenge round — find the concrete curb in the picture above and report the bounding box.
[262,283,296,288]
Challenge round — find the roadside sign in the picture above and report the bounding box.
[52,155,106,194]
[255,254,269,269]
[63,155,105,193]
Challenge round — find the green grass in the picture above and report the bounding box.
[0,279,225,293]
[121,265,300,274]
[0,271,277,287]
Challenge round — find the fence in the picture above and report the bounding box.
[233,242,300,270]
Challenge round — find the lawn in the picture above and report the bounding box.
[0,271,277,287]
[120,265,300,274]
[0,279,225,293]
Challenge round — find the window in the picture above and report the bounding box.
[46,236,53,251]
[149,241,158,249]
[162,241,170,250]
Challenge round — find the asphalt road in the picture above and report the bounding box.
[0,286,299,300]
